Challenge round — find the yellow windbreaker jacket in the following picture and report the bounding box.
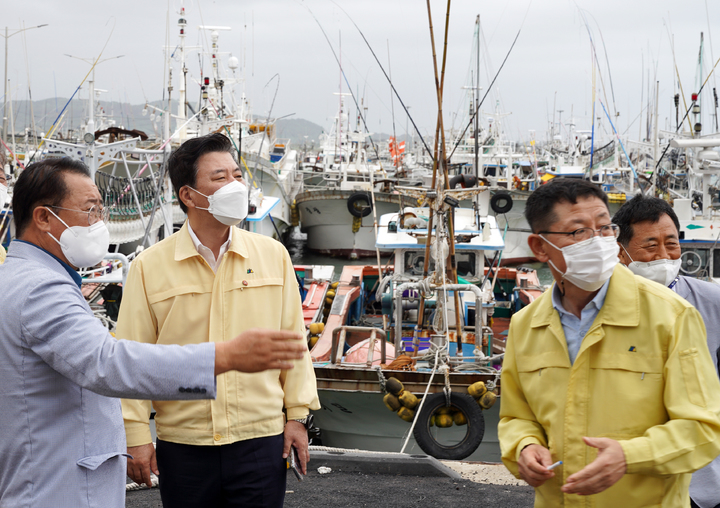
[499,264,720,507]
[119,223,320,447]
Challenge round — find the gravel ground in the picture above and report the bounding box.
[441,461,529,486]
[125,464,534,507]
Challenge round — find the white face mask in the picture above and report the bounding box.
[542,235,619,292]
[0,183,7,209]
[190,180,248,226]
[622,245,681,286]
[45,208,110,268]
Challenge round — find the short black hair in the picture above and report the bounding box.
[13,157,91,237]
[168,133,236,212]
[524,178,609,233]
[612,194,680,246]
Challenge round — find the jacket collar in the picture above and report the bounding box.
[8,239,83,288]
[531,263,640,329]
[174,221,249,262]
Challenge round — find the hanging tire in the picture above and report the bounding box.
[347,192,373,218]
[490,192,513,214]
[413,392,485,460]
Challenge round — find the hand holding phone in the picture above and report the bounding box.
[288,446,303,481]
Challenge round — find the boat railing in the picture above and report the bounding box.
[394,282,484,356]
[331,326,386,367]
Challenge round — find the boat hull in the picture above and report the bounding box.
[297,189,402,257]
[312,388,501,462]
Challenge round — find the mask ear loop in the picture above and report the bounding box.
[44,207,78,239]
[541,235,568,296]
[186,187,211,212]
[619,243,634,265]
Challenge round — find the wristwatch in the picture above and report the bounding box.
[289,415,312,429]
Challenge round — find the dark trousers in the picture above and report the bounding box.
[156,434,287,508]
[691,500,720,508]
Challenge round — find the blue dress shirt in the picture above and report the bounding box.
[551,279,610,364]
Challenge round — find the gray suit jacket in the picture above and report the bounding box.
[0,241,217,508]
[677,275,720,508]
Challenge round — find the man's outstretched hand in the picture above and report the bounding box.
[215,328,306,375]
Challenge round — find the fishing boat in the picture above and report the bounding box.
[668,136,720,281]
[296,97,406,259]
[306,182,544,461]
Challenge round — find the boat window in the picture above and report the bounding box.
[403,252,476,277]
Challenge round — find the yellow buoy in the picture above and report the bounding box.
[453,411,468,426]
[326,290,336,299]
[436,406,453,415]
[397,407,415,422]
[436,414,453,428]
[399,391,419,409]
[385,377,404,395]
[479,391,497,410]
[430,415,436,427]
[309,322,325,335]
[383,393,401,411]
[309,335,319,348]
[468,381,487,399]
[330,281,340,289]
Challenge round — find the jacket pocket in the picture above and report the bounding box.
[77,452,129,470]
[589,353,666,435]
[679,348,708,407]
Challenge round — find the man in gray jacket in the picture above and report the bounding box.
[0,158,307,508]
[613,194,720,508]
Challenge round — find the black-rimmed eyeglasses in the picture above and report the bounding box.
[538,224,619,242]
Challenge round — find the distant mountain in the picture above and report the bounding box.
[1,98,411,148]
[275,118,325,148]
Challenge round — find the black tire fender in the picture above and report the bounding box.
[347,192,373,218]
[412,392,485,460]
[490,192,513,214]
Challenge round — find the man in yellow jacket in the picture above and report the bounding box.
[118,133,320,508]
[499,178,720,508]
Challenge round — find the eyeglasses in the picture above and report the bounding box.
[47,205,110,225]
[539,223,619,243]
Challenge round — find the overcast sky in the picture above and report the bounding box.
[2,0,718,144]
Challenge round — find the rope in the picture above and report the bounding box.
[125,473,158,491]
[400,346,442,454]
[383,355,414,371]
[441,364,451,407]
[375,366,388,393]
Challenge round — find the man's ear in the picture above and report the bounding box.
[178,186,196,210]
[617,242,631,266]
[528,234,550,262]
[33,206,53,233]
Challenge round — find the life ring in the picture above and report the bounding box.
[490,192,513,214]
[412,392,485,460]
[347,192,373,218]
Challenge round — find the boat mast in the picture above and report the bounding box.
[177,5,188,141]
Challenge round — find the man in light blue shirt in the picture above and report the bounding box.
[551,280,610,364]
[0,158,306,508]
[613,194,720,508]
